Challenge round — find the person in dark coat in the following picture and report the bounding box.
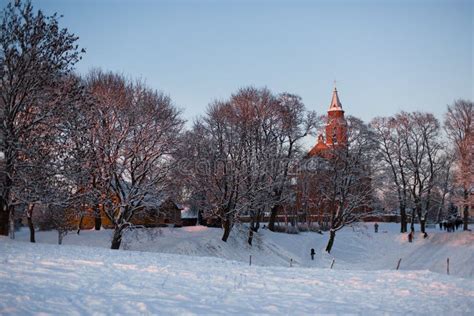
[310,248,315,260]
[374,222,379,233]
[408,231,413,243]
[447,222,453,232]
[438,222,442,230]
[455,218,462,230]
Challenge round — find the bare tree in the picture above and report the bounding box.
[433,150,456,223]
[0,0,84,237]
[19,75,91,241]
[184,98,251,242]
[444,100,473,230]
[267,93,319,231]
[371,116,410,233]
[84,70,183,249]
[181,87,317,243]
[307,117,375,253]
[397,112,442,233]
[45,204,76,245]
[234,88,280,244]
[35,188,84,245]
[372,112,444,233]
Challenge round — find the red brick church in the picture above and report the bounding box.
[294,86,371,228]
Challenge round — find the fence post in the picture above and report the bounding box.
[447,258,450,275]
[330,259,335,269]
[396,258,402,270]
[249,255,252,266]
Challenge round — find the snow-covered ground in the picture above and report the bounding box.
[1,223,473,314]
[1,237,473,315]
[13,222,474,278]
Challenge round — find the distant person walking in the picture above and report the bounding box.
[310,248,315,260]
[408,231,413,243]
[455,218,462,230]
[447,222,453,232]
[374,222,379,233]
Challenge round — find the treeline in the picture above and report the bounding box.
[371,109,472,234]
[0,1,472,251]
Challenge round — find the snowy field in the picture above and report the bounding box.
[1,223,473,314]
[12,222,474,277]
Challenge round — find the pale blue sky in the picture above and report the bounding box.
[6,0,473,125]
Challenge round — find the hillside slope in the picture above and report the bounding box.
[13,222,474,278]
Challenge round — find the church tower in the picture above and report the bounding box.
[325,86,347,146]
[308,86,348,157]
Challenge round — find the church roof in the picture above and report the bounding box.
[307,134,329,157]
[328,87,343,112]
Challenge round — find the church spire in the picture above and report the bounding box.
[325,84,347,146]
[329,85,343,111]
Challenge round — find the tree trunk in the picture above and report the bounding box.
[94,214,101,230]
[27,204,35,243]
[28,214,35,243]
[76,215,84,235]
[58,230,67,245]
[253,212,261,233]
[325,229,336,253]
[1,160,14,237]
[268,203,281,232]
[436,206,443,224]
[0,197,9,236]
[416,204,425,233]
[197,210,202,225]
[221,218,232,242]
[410,209,416,232]
[248,219,259,246]
[463,205,469,231]
[248,227,254,246]
[111,226,123,250]
[463,190,469,231]
[400,205,407,233]
[420,219,426,233]
[9,205,15,239]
